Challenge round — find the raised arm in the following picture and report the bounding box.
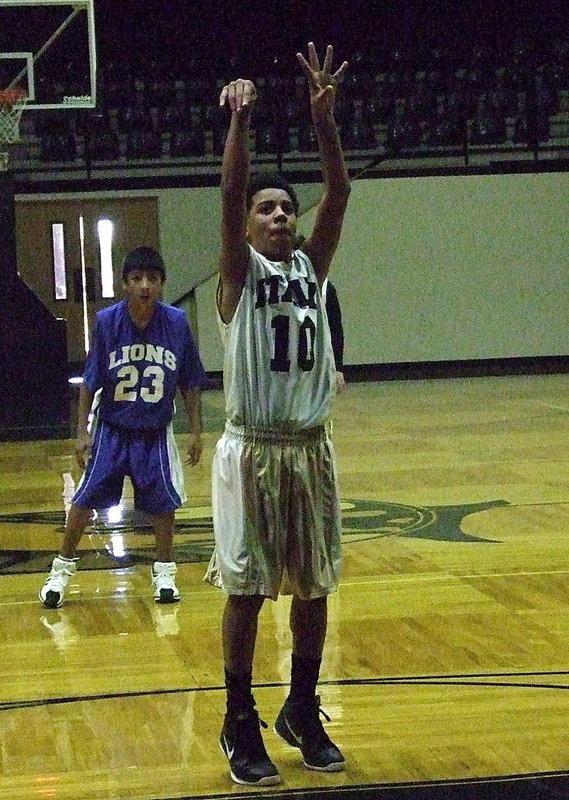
[297,43,351,284]
[217,79,257,323]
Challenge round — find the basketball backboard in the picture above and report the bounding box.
[0,0,96,110]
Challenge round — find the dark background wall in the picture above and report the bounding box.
[0,171,68,439]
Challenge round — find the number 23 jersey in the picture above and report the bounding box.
[83,300,206,429]
[220,246,336,430]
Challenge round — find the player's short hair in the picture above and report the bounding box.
[122,247,166,280]
[246,172,299,215]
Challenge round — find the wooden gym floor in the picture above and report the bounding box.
[0,374,568,800]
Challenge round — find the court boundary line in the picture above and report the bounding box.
[142,770,569,800]
[2,668,569,711]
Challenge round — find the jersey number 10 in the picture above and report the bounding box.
[270,314,316,373]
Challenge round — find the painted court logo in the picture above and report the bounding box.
[0,498,507,574]
[339,499,507,543]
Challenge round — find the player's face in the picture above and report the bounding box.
[246,188,297,262]
[123,269,164,309]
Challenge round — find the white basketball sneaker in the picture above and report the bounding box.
[151,561,180,604]
[39,556,78,608]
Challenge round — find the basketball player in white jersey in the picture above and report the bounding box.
[204,43,351,785]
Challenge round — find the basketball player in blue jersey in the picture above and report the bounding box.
[204,43,351,786]
[39,247,207,609]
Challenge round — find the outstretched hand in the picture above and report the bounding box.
[74,431,92,469]
[185,432,203,466]
[296,42,348,121]
[219,79,257,114]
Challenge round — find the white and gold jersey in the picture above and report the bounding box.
[219,246,336,430]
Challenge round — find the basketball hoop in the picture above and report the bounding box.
[0,88,29,146]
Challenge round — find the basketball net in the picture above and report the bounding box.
[0,88,29,171]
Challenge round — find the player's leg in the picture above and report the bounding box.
[206,426,282,785]
[290,593,327,658]
[223,594,265,672]
[219,593,281,785]
[39,421,124,608]
[61,503,93,557]
[274,429,345,771]
[289,596,328,711]
[150,511,179,603]
[130,426,185,603]
[275,595,344,772]
[152,511,175,563]
[39,504,92,609]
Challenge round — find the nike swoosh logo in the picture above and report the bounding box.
[286,716,304,745]
[223,735,235,759]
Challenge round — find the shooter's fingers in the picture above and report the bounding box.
[322,44,334,74]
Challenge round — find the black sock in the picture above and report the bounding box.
[289,653,322,703]
[225,668,255,714]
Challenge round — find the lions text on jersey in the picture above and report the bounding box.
[84,300,206,429]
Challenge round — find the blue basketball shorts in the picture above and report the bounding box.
[73,418,187,515]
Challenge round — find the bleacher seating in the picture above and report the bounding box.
[9,31,569,171]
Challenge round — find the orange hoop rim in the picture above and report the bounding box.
[0,88,29,107]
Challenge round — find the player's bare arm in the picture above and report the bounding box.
[74,383,95,468]
[181,386,203,466]
[218,78,257,323]
[296,43,351,284]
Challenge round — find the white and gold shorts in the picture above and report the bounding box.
[205,422,342,600]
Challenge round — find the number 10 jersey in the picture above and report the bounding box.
[220,246,336,430]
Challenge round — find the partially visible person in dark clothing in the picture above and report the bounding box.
[323,278,346,393]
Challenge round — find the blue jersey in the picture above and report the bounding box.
[83,300,207,430]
